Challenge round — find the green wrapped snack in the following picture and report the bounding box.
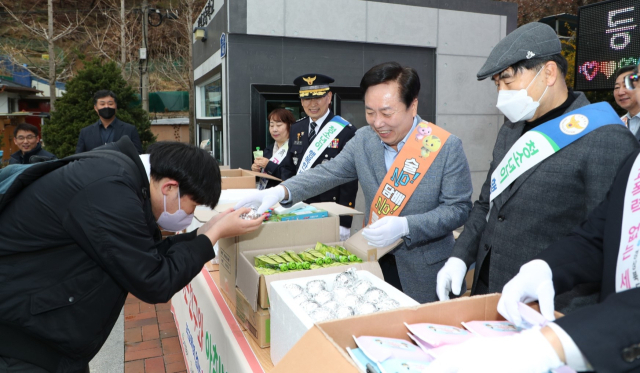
[305,248,333,264]
[300,251,324,266]
[309,263,323,270]
[335,246,363,263]
[255,255,289,271]
[278,251,301,270]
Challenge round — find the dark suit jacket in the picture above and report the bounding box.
[280,110,358,228]
[536,149,640,373]
[76,117,143,154]
[452,92,640,313]
[258,144,287,189]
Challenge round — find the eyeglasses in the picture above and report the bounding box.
[16,135,36,141]
[625,74,639,90]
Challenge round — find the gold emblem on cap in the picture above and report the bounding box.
[302,76,316,85]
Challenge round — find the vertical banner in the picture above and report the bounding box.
[171,268,264,373]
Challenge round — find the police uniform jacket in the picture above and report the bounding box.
[452,92,640,313]
[0,138,214,373]
[536,149,640,373]
[280,110,358,227]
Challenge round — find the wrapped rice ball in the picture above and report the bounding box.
[335,306,355,319]
[309,308,335,322]
[314,289,333,305]
[376,298,400,311]
[239,207,262,220]
[306,280,327,295]
[300,301,320,313]
[355,302,377,315]
[323,300,340,312]
[343,293,363,308]
[333,286,353,301]
[334,268,358,289]
[293,292,310,304]
[284,283,304,298]
[353,280,373,295]
[364,287,388,304]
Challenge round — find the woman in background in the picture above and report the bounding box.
[252,108,295,189]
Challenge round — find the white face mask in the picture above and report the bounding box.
[496,68,549,123]
[156,187,194,232]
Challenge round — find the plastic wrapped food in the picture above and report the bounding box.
[323,300,340,312]
[334,268,358,288]
[286,250,311,269]
[284,283,304,298]
[353,280,373,295]
[355,302,377,315]
[293,292,310,304]
[306,280,327,295]
[240,207,262,220]
[278,251,301,270]
[309,308,335,322]
[376,298,400,311]
[343,293,363,308]
[364,287,388,304]
[314,289,333,305]
[333,286,353,301]
[300,300,320,313]
[335,306,355,318]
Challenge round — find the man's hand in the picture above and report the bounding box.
[425,328,564,373]
[498,259,555,327]
[251,163,262,172]
[201,208,265,244]
[234,186,286,214]
[197,207,233,237]
[254,157,269,169]
[436,257,467,301]
[362,216,409,247]
[340,226,351,241]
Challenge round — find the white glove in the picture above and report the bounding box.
[425,328,563,373]
[234,186,285,214]
[362,216,409,247]
[498,259,556,327]
[339,226,351,241]
[436,257,467,301]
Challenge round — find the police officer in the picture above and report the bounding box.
[280,73,358,241]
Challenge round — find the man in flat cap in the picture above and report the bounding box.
[279,73,358,241]
[437,22,639,313]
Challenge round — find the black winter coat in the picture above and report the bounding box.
[0,138,213,372]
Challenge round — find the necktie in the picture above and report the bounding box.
[309,121,318,142]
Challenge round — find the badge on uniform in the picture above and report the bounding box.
[293,157,298,165]
[330,138,339,148]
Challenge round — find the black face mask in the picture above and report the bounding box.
[98,107,116,119]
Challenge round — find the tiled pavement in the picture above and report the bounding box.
[123,294,186,373]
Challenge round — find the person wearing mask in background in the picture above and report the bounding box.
[436,22,639,314]
[252,108,295,189]
[235,63,473,303]
[9,122,57,164]
[614,65,640,139]
[279,73,359,241]
[76,90,143,154]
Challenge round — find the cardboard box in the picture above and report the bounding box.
[235,287,270,348]
[218,202,375,307]
[220,169,281,190]
[272,294,563,373]
[269,269,420,365]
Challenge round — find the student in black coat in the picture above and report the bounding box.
[9,122,57,164]
[252,108,295,189]
[0,138,263,373]
[76,90,143,154]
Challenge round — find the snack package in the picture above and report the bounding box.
[378,358,431,373]
[461,321,523,337]
[518,302,551,328]
[407,333,433,355]
[253,147,263,159]
[346,347,380,373]
[404,323,473,347]
[354,336,432,364]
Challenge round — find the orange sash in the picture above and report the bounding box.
[369,121,451,224]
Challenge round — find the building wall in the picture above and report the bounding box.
[192,0,517,200]
[151,125,190,143]
[0,92,20,114]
